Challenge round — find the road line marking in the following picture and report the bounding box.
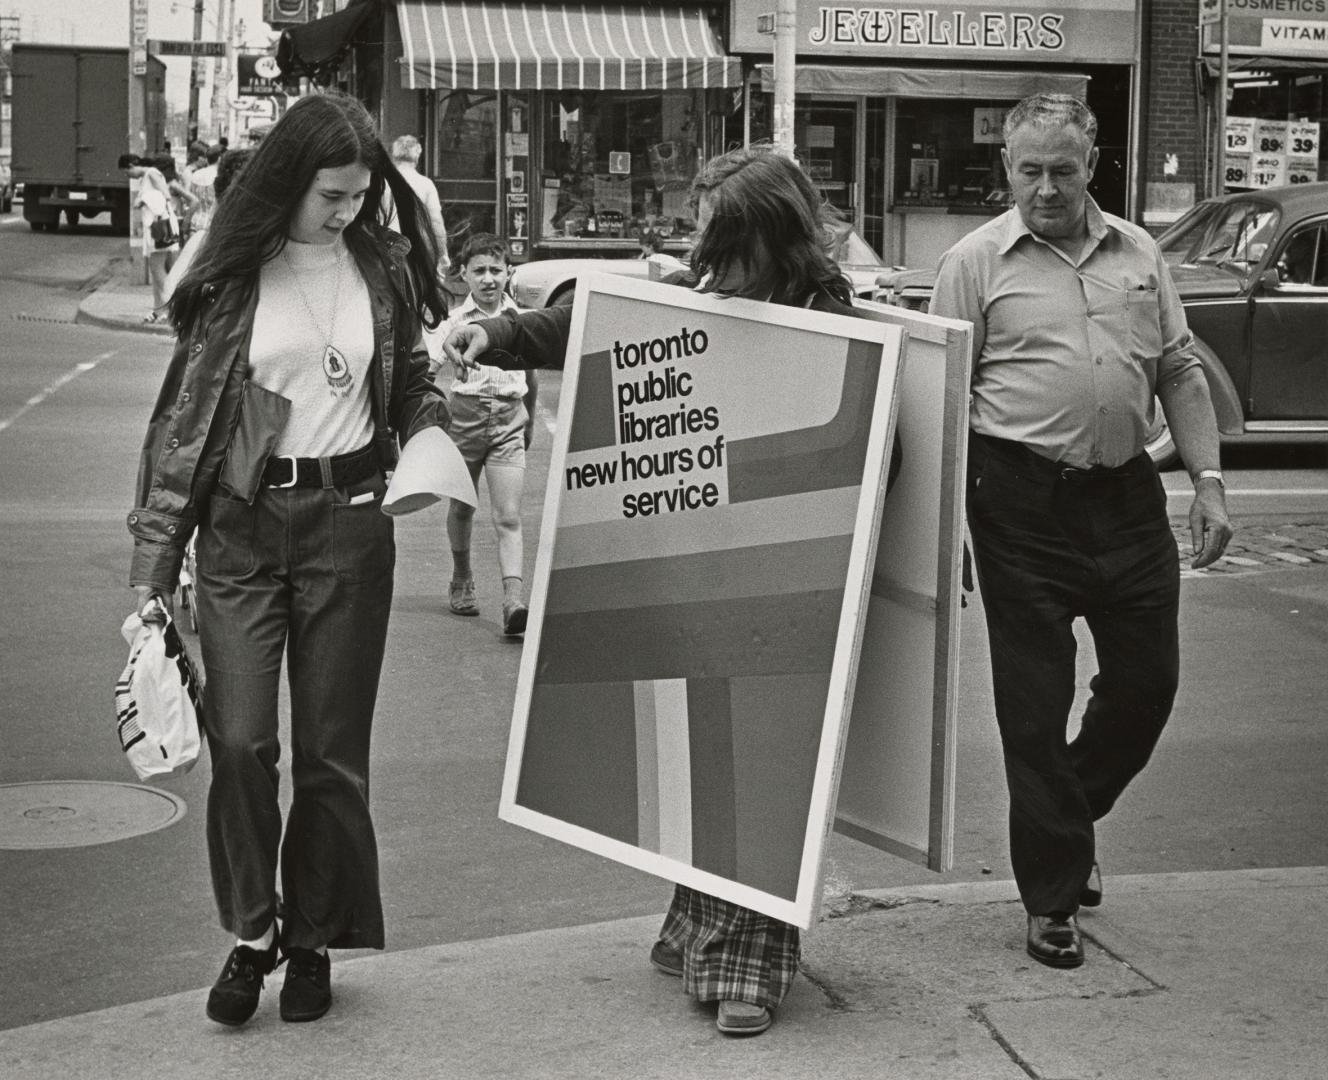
[0,351,118,433]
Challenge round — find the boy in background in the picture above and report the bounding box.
[437,234,538,636]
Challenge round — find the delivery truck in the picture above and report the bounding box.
[9,43,166,233]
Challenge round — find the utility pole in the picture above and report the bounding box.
[772,0,796,159]
[220,0,236,143]
[1215,0,1230,198]
[187,0,205,144]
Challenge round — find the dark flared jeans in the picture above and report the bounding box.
[195,471,394,950]
[966,434,1180,916]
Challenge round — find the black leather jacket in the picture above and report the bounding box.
[127,224,448,592]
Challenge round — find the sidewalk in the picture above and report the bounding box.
[1,867,1322,1079]
[75,272,174,337]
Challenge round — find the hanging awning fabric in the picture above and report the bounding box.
[276,0,379,83]
[757,65,1089,101]
[395,1,742,91]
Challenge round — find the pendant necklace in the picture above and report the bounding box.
[284,244,353,397]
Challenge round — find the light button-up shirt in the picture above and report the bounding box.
[930,198,1200,469]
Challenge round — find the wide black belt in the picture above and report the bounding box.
[971,433,1151,484]
[261,444,379,489]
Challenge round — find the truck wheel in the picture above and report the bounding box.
[65,209,80,227]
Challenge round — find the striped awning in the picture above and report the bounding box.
[395,1,743,91]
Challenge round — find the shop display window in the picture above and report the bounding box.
[536,90,721,244]
[893,98,1014,211]
[431,90,500,252]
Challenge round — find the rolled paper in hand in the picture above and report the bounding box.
[382,426,476,514]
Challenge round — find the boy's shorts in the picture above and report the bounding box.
[447,392,527,469]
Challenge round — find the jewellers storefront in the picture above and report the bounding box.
[281,0,743,261]
[1202,1,1328,193]
[729,0,1140,268]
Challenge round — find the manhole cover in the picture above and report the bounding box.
[0,781,187,849]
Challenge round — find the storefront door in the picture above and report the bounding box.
[795,101,861,229]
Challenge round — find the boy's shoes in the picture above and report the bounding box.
[449,579,479,616]
[280,947,332,1023]
[502,600,528,636]
[205,938,279,1026]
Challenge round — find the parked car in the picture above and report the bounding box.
[509,223,896,310]
[877,182,1328,465]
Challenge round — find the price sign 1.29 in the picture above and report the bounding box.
[1226,117,1256,155]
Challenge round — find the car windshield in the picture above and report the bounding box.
[1159,199,1280,268]
[826,222,887,268]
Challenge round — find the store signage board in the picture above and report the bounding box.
[237,54,283,97]
[837,300,970,869]
[729,0,1139,64]
[499,275,904,930]
[1202,7,1328,57]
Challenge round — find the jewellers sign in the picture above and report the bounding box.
[730,0,1139,63]
[1203,0,1328,57]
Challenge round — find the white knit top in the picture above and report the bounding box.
[249,238,375,458]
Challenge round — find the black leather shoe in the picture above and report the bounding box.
[280,947,332,1022]
[1026,913,1084,968]
[206,939,278,1026]
[1080,861,1103,907]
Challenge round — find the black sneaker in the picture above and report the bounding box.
[206,940,278,1026]
[279,947,332,1022]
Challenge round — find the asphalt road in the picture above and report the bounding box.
[1,224,1325,1032]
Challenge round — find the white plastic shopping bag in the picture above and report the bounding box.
[114,602,203,781]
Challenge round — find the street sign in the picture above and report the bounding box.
[147,39,226,58]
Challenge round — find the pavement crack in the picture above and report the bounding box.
[798,964,853,1012]
[1079,928,1169,992]
[820,893,939,920]
[968,1002,1043,1078]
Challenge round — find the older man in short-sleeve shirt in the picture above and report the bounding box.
[930,95,1231,970]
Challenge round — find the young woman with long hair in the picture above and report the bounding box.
[127,90,449,1028]
[442,145,890,1037]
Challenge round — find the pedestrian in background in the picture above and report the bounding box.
[165,147,254,300]
[929,94,1231,969]
[443,145,891,1037]
[153,153,199,245]
[435,232,536,635]
[387,134,448,266]
[126,90,448,1028]
[185,143,224,237]
[118,153,186,322]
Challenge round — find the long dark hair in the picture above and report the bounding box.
[168,91,445,337]
[689,145,852,307]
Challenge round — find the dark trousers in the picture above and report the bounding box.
[195,472,394,949]
[966,434,1180,916]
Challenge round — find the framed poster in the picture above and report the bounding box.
[499,274,904,929]
[836,300,972,870]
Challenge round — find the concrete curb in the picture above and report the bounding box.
[1,868,1323,1080]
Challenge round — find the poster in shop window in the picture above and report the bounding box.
[499,274,904,929]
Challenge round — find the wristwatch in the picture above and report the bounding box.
[1193,469,1225,489]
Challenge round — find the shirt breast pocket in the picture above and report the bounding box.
[1125,287,1164,359]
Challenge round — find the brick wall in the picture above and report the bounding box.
[1143,0,1208,227]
